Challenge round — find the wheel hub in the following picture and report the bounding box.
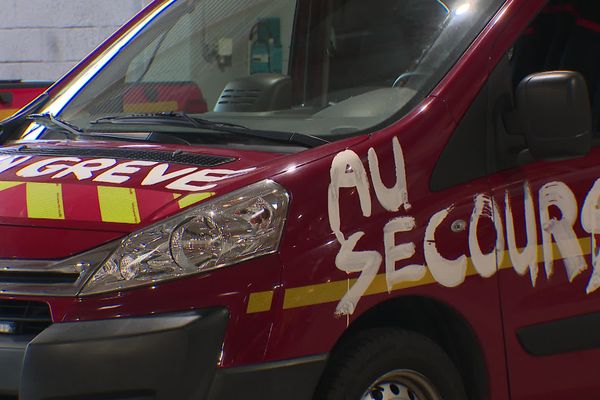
[361,370,441,400]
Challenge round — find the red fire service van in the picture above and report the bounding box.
[0,81,51,122]
[0,0,599,399]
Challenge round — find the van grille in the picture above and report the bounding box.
[0,300,52,335]
[0,244,113,297]
[0,271,79,285]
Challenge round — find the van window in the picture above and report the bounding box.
[20,0,504,148]
[512,0,600,130]
[494,0,600,170]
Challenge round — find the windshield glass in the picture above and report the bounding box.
[16,0,504,148]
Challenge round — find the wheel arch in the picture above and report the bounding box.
[319,296,488,400]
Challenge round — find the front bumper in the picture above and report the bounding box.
[20,308,229,400]
[0,334,31,394]
[0,308,327,400]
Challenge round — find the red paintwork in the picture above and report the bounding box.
[0,82,51,120]
[487,151,600,399]
[123,82,208,113]
[5,0,600,399]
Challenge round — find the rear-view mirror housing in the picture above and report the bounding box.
[510,71,592,160]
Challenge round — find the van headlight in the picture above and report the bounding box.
[80,180,289,295]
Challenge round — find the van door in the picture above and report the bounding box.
[487,4,600,397]
[489,154,600,400]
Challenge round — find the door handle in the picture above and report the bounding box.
[0,92,13,105]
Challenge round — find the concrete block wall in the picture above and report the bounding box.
[0,0,150,81]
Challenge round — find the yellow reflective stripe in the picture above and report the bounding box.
[497,237,592,270]
[26,183,64,220]
[177,192,214,209]
[0,181,24,192]
[282,237,593,310]
[284,280,352,310]
[172,192,215,209]
[247,291,274,313]
[283,270,440,310]
[97,186,140,224]
[283,259,481,310]
[0,109,17,121]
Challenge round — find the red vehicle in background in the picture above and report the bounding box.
[0,81,51,121]
[1,0,600,399]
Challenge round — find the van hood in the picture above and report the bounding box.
[0,141,283,259]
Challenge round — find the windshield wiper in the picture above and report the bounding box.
[25,113,191,145]
[91,112,329,148]
[27,113,83,138]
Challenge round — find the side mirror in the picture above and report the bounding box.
[506,71,592,160]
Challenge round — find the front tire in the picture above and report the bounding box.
[315,328,467,400]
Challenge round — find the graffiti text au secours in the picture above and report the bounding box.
[328,137,600,315]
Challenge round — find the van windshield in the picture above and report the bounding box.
[19,0,503,149]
